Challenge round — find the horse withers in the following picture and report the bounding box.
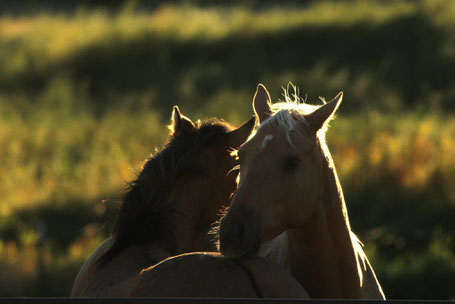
[72,106,255,297]
[219,84,385,299]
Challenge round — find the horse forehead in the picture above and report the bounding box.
[253,126,287,148]
[260,134,274,149]
[251,123,314,156]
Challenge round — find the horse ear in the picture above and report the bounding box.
[170,106,196,135]
[306,92,343,131]
[227,116,256,149]
[253,84,272,124]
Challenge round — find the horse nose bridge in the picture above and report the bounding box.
[231,174,260,206]
[230,187,247,208]
[237,166,266,196]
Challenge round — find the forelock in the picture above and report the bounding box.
[257,85,322,147]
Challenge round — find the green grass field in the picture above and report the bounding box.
[1,0,455,299]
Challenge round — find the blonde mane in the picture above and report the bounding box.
[258,84,333,149]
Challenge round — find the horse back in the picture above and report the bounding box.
[71,237,113,297]
[72,236,168,297]
[131,252,309,298]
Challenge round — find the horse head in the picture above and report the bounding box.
[219,84,342,258]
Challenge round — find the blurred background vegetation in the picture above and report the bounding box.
[0,0,454,299]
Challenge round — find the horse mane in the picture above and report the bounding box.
[258,84,335,148]
[350,232,367,287]
[97,118,233,267]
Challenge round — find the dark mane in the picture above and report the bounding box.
[97,118,233,267]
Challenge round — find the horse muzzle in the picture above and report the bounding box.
[218,211,262,259]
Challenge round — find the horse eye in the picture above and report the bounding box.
[283,156,301,171]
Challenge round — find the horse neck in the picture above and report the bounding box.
[164,183,209,254]
[287,144,362,299]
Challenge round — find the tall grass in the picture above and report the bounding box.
[0,0,454,298]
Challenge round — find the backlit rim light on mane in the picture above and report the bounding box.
[230,85,336,161]
[258,84,335,155]
[264,84,327,131]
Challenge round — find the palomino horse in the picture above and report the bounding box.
[71,106,255,296]
[219,84,386,299]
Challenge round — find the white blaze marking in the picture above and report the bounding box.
[261,134,274,149]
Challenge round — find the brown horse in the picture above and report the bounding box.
[71,106,255,297]
[129,252,309,298]
[219,84,385,299]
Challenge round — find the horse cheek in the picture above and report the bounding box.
[287,179,317,228]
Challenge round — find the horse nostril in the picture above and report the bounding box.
[220,221,246,245]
